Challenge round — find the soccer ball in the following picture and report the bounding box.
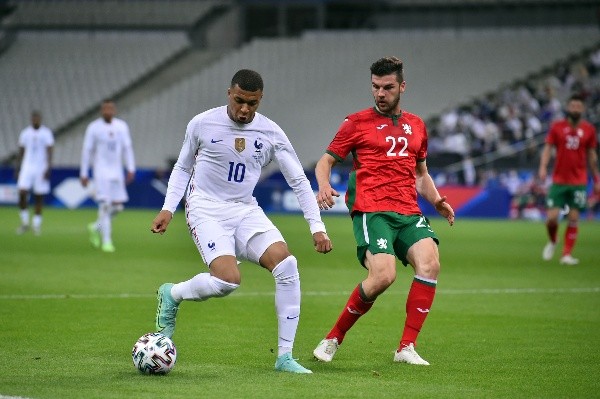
[132,332,177,374]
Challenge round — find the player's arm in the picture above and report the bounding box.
[151,120,197,234]
[45,145,53,180]
[588,146,600,193]
[538,142,553,182]
[275,137,332,253]
[415,160,454,225]
[123,123,136,184]
[315,153,340,210]
[80,127,94,187]
[14,146,24,179]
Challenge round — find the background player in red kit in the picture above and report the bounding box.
[539,94,600,265]
[312,56,455,366]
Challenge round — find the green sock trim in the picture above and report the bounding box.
[414,276,437,287]
[358,283,375,303]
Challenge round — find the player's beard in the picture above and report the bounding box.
[375,96,400,115]
[567,112,582,125]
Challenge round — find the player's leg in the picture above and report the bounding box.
[391,215,440,366]
[156,221,240,338]
[314,213,395,362]
[542,184,565,260]
[16,170,32,234]
[31,173,50,236]
[394,237,439,366]
[16,189,30,234]
[99,181,128,252]
[238,209,311,373]
[98,201,114,252]
[32,194,44,235]
[560,187,585,265]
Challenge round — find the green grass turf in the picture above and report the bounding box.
[1,207,599,399]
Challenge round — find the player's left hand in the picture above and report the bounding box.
[313,231,332,254]
[151,210,173,234]
[434,196,455,226]
[126,171,135,185]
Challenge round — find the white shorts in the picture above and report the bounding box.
[186,197,284,266]
[93,178,128,203]
[17,168,50,195]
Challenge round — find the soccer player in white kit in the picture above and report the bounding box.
[15,111,54,235]
[80,99,135,253]
[151,69,333,374]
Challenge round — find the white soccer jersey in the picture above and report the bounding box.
[80,117,135,180]
[18,125,54,170]
[163,106,325,234]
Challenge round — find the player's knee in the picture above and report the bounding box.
[375,268,396,289]
[416,258,440,280]
[209,276,239,297]
[272,255,300,285]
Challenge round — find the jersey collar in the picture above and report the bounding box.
[373,106,403,126]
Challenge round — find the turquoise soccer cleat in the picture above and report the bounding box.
[156,283,179,338]
[274,353,313,374]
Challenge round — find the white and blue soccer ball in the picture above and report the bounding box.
[132,332,177,374]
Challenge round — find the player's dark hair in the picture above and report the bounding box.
[370,56,404,83]
[568,93,584,103]
[231,69,263,92]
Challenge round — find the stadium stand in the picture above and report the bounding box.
[0,30,190,162]
[2,0,223,29]
[49,26,600,170]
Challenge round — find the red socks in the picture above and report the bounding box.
[326,284,373,344]
[399,277,437,349]
[563,223,578,256]
[325,278,437,349]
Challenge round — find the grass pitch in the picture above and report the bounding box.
[1,207,599,399]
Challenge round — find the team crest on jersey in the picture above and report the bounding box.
[402,123,412,135]
[577,128,583,137]
[253,139,263,161]
[235,138,245,152]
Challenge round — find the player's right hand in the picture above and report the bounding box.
[317,185,340,210]
[151,210,173,234]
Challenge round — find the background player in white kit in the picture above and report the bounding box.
[151,69,332,374]
[80,99,135,253]
[15,110,54,235]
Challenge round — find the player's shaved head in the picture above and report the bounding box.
[231,69,263,92]
[370,56,404,83]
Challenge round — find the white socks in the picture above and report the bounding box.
[171,273,239,302]
[272,255,301,356]
[169,255,301,358]
[98,203,112,244]
[20,210,29,226]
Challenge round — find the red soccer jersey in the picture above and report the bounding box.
[326,107,427,215]
[546,119,597,185]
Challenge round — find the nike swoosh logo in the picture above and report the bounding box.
[416,308,430,313]
[211,139,223,143]
[346,307,362,315]
[286,315,299,320]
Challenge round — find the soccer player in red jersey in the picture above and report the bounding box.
[539,94,600,265]
[312,56,455,365]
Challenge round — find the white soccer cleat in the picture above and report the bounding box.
[559,254,579,265]
[313,338,339,362]
[542,242,555,261]
[394,343,430,366]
